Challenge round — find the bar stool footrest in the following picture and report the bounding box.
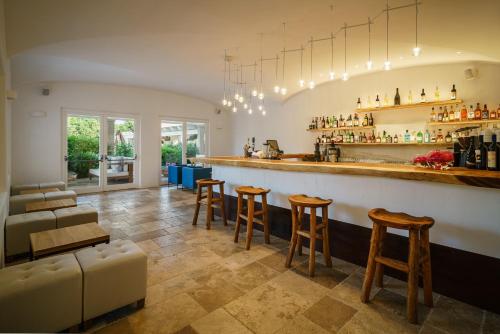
[375,255,409,273]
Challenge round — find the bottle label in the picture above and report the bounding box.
[475,149,481,163]
[488,151,496,169]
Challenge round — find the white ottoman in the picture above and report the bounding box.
[54,205,98,228]
[44,190,77,201]
[40,181,66,192]
[75,239,147,322]
[0,254,82,333]
[10,183,39,196]
[5,211,57,256]
[9,193,45,215]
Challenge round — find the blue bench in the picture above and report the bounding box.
[167,164,186,188]
[182,166,212,192]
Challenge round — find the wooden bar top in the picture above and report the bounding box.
[196,156,500,190]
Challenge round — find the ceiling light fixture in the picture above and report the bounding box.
[366,18,373,70]
[309,37,315,89]
[412,0,421,57]
[329,33,335,80]
[280,22,288,95]
[384,2,391,70]
[342,23,349,81]
[299,46,305,87]
[273,55,280,94]
[222,50,228,105]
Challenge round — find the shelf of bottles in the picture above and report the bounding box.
[356,99,463,113]
[308,113,375,131]
[335,142,451,146]
[427,103,499,126]
[307,126,375,132]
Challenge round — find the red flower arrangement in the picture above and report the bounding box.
[412,150,454,170]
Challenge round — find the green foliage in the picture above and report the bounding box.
[67,117,99,138]
[115,120,134,133]
[115,142,134,157]
[160,143,199,165]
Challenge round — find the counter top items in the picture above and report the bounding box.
[413,150,454,170]
[361,208,435,324]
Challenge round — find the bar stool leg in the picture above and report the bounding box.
[375,225,387,288]
[285,205,299,268]
[234,193,243,243]
[262,193,270,244]
[245,195,255,250]
[321,206,332,268]
[205,185,213,230]
[420,228,433,307]
[407,229,420,324]
[192,184,202,226]
[361,223,381,303]
[219,184,228,226]
[297,206,304,256]
[308,208,317,277]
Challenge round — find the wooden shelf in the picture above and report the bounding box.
[307,126,375,132]
[335,142,451,146]
[428,119,500,126]
[356,99,463,112]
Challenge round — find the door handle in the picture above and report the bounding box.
[64,155,68,162]
[99,154,104,162]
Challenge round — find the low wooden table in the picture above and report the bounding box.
[25,198,77,213]
[20,187,60,195]
[30,222,110,260]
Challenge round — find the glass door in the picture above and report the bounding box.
[65,114,102,193]
[186,121,208,162]
[104,117,138,190]
[160,120,183,185]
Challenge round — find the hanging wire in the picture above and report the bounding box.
[386,1,389,62]
[368,18,371,61]
[223,50,227,100]
[300,46,304,80]
[330,33,334,74]
[310,37,313,80]
[414,0,418,48]
[344,23,347,73]
[282,22,286,83]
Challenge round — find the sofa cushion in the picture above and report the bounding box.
[5,211,57,256]
[39,181,66,192]
[0,254,82,333]
[75,239,147,321]
[54,205,98,228]
[10,184,39,196]
[9,193,45,215]
[44,190,77,201]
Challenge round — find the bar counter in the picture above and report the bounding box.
[197,156,500,190]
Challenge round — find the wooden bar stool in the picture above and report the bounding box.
[285,194,333,277]
[234,186,271,250]
[361,208,434,324]
[192,179,227,230]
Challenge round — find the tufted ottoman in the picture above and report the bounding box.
[5,211,57,257]
[9,193,45,215]
[40,181,66,192]
[54,205,98,228]
[75,239,147,324]
[44,190,77,201]
[10,183,39,196]
[0,254,82,332]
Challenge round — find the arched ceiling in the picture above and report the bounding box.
[5,0,500,104]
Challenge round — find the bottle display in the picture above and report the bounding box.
[488,132,497,171]
[420,89,426,102]
[394,88,401,105]
[451,84,457,100]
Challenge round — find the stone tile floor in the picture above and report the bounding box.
[71,187,498,334]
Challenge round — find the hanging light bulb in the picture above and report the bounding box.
[308,38,315,90]
[227,100,232,107]
[384,3,391,70]
[234,92,239,100]
[329,32,335,81]
[342,72,349,81]
[273,85,280,94]
[413,0,421,56]
[308,80,315,90]
[243,103,248,109]
[251,89,258,97]
[262,110,266,116]
[222,98,227,106]
[280,87,287,95]
[248,108,253,114]
[384,60,391,71]
[342,24,349,82]
[412,46,421,57]
[299,79,305,87]
[366,18,373,70]
[238,96,244,103]
[258,92,264,100]
[232,106,237,113]
[258,105,263,111]
[329,71,335,80]
[366,60,373,70]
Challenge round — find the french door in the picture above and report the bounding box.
[63,110,140,193]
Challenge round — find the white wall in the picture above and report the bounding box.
[231,61,500,160]
[11,82,232,187]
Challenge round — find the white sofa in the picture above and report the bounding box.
[0,254,82,333]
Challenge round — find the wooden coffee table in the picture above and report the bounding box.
[30,222,110,260]
[25,198,77,213]
[20,188,60,195]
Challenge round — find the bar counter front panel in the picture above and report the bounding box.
[198,157,500,313]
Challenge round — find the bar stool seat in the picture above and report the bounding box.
[285,194,333,277]
[361,208,435,324]
[192,179,227,230]
[234,186,270,250]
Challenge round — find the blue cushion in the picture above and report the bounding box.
[182,167,212,189]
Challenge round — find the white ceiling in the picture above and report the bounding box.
[5,0,500,104]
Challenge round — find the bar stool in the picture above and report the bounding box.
[192,179,227,230]
[234,186,271,250]
[285,194,333,277]
[360,208,434,324]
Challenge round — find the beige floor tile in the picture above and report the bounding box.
[268,270,330,307]
[221,245,277,270]
[146,275,202,307]
[229,261,281,292]
[425,295,483,334]
[292,261,349,289]
[370,289,431,325]
[273,314,330,334]
[303,296,357,332]
[328,269,380,310]
[188,276,245,312]
[258,248,308,273]
[191,308,252,334]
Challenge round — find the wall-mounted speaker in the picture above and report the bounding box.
[464,67,478,80]
[215,108,222,115]
[42,88,50,96]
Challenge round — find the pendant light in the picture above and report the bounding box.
[366,18,373,70]
[298,46,305,87]
[308,37,315,89]
[273,55,280,94]
[329,33,335,80]
[342,23,349,81]
[221,50,228,105]
[412,0,421,56]
[280,22,287,95]
[384,2,391,70]
[238,64,244,103]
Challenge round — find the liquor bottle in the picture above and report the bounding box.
[445,131,452,143]
[430,107,437,122]
[437,129,444,143]
[460,104,467,121]
[393,134,398,143]
[394,88,401,105]
[449,105,455,122]
[451,84,457,100]
[363,114,369,126]
[482,104,489,120]
[357,97,362,109]
[424,129,430,143]
[321,116,326,128]
[408,90,413,104]
[346,114,352,127]
[496,129,500,171]
[386,133,392,143]
[465,135,476,169]
[490,105,498,119]
[416,130,423,143]
[475,132,487,170]
[353,114,360,127]
[326,116,330,128]
[468,105,475,120]
[382,131,387,143]
[333,116,338,128]
[376,95,381,107]
[474,103,481,120]
[339,114,344,127]
[368,113,374,126]
[454,104,460,121]
[437,107,444,122]
[404,130,411,143]
[420,89,426,102]
[376,132,381,143]
[362,132,368,143]
[384,94,389,106]
[488,133,497,171]
[430,130,437,143]
[434,86,440,101]
[443,106,449,122]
